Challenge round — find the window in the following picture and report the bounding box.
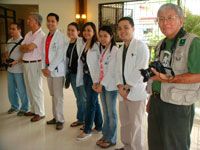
[99,0,200,121]
[0,6,15,69]
[99,2,123,42]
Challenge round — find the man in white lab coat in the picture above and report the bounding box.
[41,13,66,130]
[115,17,149,150]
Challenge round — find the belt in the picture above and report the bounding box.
[152,91,160,99]
[23,60,41,63]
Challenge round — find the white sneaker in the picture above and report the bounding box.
[77,133,92,141]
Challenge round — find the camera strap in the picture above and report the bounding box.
[8,38,24,57]
[164,66,175,77]
[159,27,186,66]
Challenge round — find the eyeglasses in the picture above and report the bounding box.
[157,15,178,23]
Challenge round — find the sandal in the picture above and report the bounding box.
[98,140,116,149]
[80,124,85,130]
[70,121,84,127]
[96,137,105,145]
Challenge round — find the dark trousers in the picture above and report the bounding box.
[83,74,103,134]
[148,95,194,150]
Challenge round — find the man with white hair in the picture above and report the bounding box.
[146,3,200,150]
[20,12,45,122]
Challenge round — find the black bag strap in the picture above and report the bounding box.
[8,38,23,56]
[69,40,77,67]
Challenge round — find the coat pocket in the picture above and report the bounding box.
[170,88,198,104]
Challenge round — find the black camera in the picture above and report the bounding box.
[140,61,166,82]
[6,58,15,67]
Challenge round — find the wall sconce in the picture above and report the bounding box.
[81,14,86,19]
[75,14,81,19]
[75,14,87,19]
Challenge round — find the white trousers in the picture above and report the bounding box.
[47,76,64,123]
[119,100,146,150]
[23,62,45,116]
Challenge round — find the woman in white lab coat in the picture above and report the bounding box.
[65,22,86,128]
[41,13,66,130]
[76,22,103,141]
[93,26,118,148]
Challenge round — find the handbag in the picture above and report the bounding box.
[64,40,77,89]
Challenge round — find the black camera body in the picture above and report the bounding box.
[140,61,166,82]
[6,58,15,67]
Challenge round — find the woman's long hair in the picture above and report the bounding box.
[81,22,98,49]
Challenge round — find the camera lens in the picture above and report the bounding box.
[140,68,155,82]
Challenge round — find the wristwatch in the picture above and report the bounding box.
[123,87,130,91]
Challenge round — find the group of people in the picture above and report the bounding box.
[5,3,200,150]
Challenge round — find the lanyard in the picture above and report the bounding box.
[69,40,77,67]
[159,27,186,66]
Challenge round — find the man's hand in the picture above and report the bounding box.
[20,44,28,53]
[124,84,132,90]
[20,43,36,53]
[150,68,168,81]
[42,68,50,77]
[146,96,151,113]
[10,61,18,67]
[118,85,130,101]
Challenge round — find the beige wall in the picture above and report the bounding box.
[38,0,76,35]
[0,0,131,36]
[0,0,76,38]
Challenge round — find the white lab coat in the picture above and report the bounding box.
[115,38,149,101]
[42,29,67,77]
[76,42,100,87]
[100,45,118,91]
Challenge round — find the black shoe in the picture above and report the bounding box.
[17,111,26,116]
[47,118,56,125]
[8,108,19,114]
[56,122,64,130]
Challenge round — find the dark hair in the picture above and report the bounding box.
[47,13,59,22]
[81,22,98,48]
[118,17,134,27]
[68,22,80,31]
[99,25,116,52]
[11,23,21,30]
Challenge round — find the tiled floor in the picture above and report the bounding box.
[0,70,199,150]
[191,120,200,150]
[0,71,147,150]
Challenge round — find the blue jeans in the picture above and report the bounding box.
[8,72,29,111]
[83,74,103,134]
[100,87,118,144]
[70,73,86,123]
